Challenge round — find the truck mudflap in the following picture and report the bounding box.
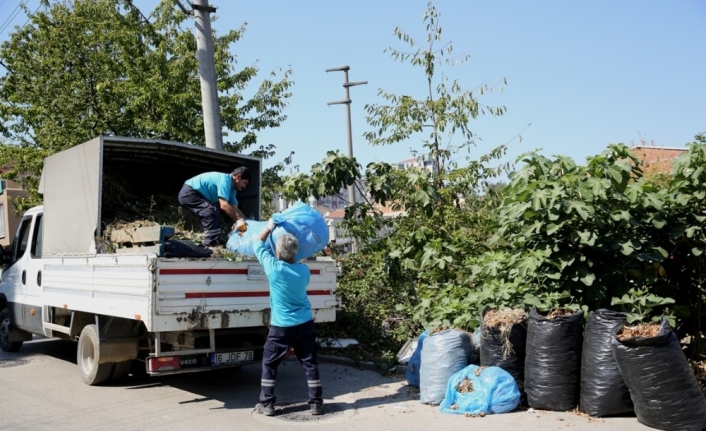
[146,348,263,376]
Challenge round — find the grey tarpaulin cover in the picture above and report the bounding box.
[611,317,706,430]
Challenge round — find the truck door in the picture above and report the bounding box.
[1,214,33,330]
[22,214,44,333]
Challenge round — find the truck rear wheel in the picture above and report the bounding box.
[0,308,23,352]
[77,324,112,385]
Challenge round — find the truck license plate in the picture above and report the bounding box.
[211,351,254,365]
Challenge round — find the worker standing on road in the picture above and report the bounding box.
[253,219,324,417]
[178,167,250,247]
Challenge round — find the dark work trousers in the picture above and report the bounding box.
[260,319,322,406]
[177,184,221,245]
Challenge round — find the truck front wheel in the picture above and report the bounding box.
[77,324,112,385]
[0,308,23,352]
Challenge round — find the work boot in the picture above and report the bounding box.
[310,403,324,416]
[254,402,275,416]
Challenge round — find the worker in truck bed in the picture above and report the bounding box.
[253,219,324,417]
[178,166,250,247]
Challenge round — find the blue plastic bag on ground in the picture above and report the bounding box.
[406,330,429,387]
[226,201,329,260]
[439,364,521,415]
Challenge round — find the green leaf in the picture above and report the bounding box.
[578,230,596,246]
[625,314,641,324]
[620,241,636,255]
[523,294,544,308]
[686,226,701,238]
[546,223,562,235]
[651,217,667,229]
[579,272,596,286]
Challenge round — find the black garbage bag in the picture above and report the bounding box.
[525,307,583,411]
[164,240,213,258]
[611,318,706,430]
[580,309,633,417]
[480,309,528,395]
[470,327,481,366]
[419,329,471,405]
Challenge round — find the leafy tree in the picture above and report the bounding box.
[486,145,671,310]
[0,0,293,210]
[435,136,706,354]
[283,3,512,343]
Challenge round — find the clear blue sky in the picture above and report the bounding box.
[1,0,705,175]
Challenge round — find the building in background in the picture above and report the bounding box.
[630,145,686,178]
[396,157,438,174]
[312,178,368,210]
[0,179,29,249]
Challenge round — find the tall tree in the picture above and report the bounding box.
[283,3,512,339]
[0,0,293,209]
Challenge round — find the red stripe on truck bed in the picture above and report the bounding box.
[184,290,332,299]
[160,269,248,275]
[160,268,322,275]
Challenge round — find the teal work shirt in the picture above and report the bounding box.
[184,172,238,206]
[254,241,313,327]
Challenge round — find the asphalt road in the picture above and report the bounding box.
[0,336,652,431]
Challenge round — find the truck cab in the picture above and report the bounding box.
[0,206,42,351]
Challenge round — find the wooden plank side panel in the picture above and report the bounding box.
[110,225,163,244]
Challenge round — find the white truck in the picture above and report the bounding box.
[0,136,339,385]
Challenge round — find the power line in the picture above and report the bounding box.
[0,0,26,35]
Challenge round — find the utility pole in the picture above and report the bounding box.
[191,0,223,150]
[326,66,367,206]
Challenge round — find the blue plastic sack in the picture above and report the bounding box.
[406,330,429,387]
[420,329,471,405]
[226,201,330,261]
[439,364,521,415]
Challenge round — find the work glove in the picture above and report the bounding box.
[267,218,276,231]
[236,219,248,233]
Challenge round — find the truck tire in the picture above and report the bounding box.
[77,324,112,385]
[0,308,23,352]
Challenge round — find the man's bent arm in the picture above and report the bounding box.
[259,225,272,241]
[219,198,247,221]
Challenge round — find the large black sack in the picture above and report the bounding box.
[480,309,527,394]
[611,318,706,430]
[419,329,471,405]
[164,240,213,257]
[580,309,633,417]
[525,307,583,411]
